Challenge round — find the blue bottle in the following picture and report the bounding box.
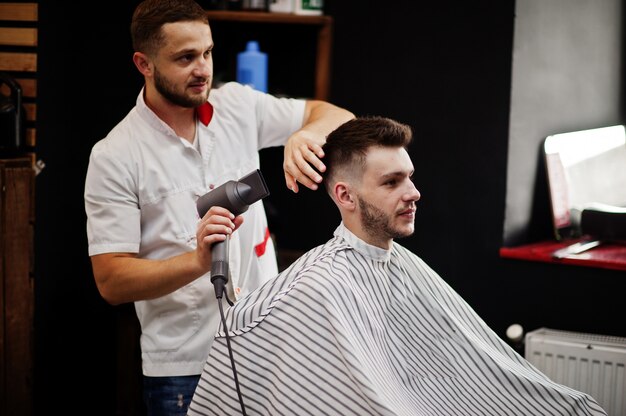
[237,40,268,93]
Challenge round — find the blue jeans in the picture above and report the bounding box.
[143,375,201,416]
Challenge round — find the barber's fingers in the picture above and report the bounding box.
[197,223,230,247]
[197,207,244,244]
[200,205,234,221]
[284,147,325,192]
[292,141,325,175]
[232,215,244,231]
[284,129,327,192]
[299,142,326,172]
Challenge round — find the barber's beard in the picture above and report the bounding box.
[154,67,209,108]
[358,197,414,241]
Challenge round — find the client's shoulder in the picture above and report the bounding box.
[220,236,352,333]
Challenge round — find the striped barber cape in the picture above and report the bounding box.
[188,223,606,416]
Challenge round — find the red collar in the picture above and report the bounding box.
[197,102,214,126]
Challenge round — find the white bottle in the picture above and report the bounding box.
[269,0,293,13]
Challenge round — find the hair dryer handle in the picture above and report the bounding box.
[211,236,229,299]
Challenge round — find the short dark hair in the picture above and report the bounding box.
[131,0,209,56]
[322,116,413,193]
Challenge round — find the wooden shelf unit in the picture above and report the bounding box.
[206,11,333,101]
[0,2,38,153]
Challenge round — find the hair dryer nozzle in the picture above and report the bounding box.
[196,169,270,218]
[238,169,270,205]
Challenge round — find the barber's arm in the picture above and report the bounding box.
[284,100,354,193]
[90,206,243,305]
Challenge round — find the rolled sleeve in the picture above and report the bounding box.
[85,147,141,256]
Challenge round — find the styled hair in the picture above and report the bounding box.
[131,0,209,56]
[322,116,413,194]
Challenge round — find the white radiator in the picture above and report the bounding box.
[525,327,626,416]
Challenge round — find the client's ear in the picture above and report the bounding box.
[334,182,356,211]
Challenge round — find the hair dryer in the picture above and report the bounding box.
[196,169,270,299]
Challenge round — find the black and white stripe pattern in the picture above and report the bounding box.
[189,224,607,416]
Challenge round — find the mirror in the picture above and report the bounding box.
[544,125,626,240]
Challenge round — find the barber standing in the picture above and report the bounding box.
[83,0,354,414]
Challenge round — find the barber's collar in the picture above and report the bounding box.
[197,102,213,126]
[136,88,214,127]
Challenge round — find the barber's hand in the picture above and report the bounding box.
[283,129,326,193]
[195,206,244,270]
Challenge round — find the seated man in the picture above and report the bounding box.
[188,117,606,416]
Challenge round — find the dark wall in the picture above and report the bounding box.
[325,1,518,326]
[34,1,626,414]
[36,2,142,413]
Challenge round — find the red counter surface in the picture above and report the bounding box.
[500,237,626,272]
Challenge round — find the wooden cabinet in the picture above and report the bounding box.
[0,157,34,416]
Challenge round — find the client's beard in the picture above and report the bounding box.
[358,196,414,241]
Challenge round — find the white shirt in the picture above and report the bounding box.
[84,82,305,376]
